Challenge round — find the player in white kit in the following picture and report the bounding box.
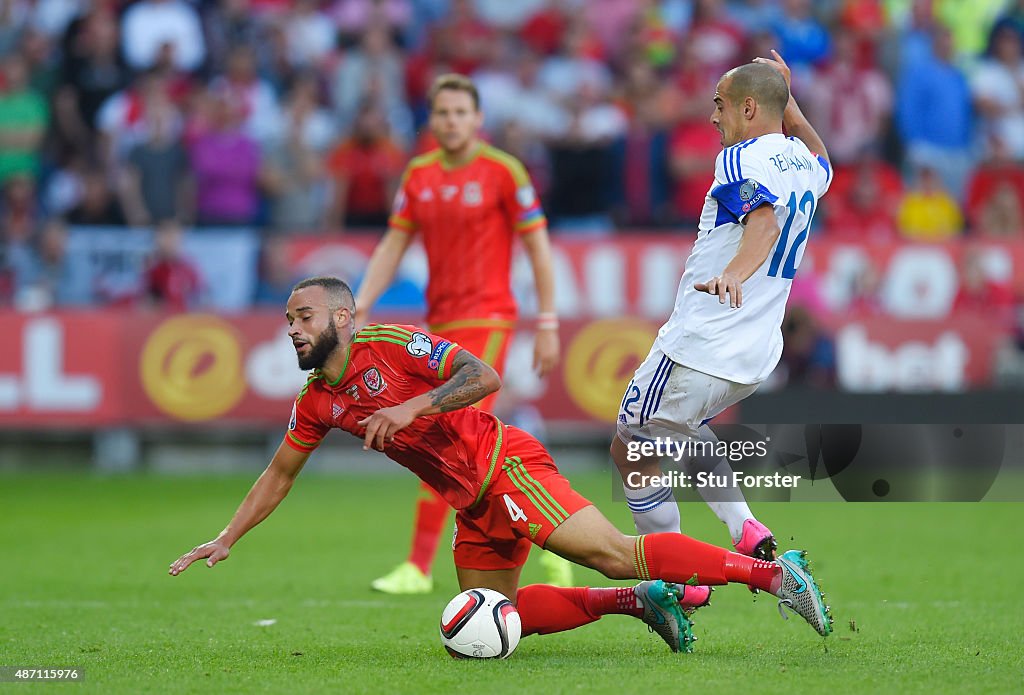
[612,52,832,608]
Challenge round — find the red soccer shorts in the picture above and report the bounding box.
[453,426,592,571]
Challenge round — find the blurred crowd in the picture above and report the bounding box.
[3,0,1024,387]
[8,1,1024,234]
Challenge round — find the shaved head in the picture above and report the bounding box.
[291,276,355,313]
[719,62,790,118]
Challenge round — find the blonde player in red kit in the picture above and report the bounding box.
[353,74,569,593]
[168,277,833,654]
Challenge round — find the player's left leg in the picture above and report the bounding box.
[483,430,830,645]
[454,562,659,642]
[543,505,832,637]
[688,424,776,559]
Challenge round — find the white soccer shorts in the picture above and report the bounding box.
[615,345,758,445]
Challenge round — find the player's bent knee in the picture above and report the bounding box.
[596,550,637,580]
[545,507,636,579]
[580,535,636,580]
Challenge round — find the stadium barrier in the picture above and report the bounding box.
[0,310,1011,431]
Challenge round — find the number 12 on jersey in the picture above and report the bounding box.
[767,190,815,279]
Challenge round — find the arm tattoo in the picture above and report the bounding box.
[428,351,492,412]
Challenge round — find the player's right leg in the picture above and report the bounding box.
[543,505,833,638]
[612,347,683,535]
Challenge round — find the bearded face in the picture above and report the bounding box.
[296,316,340,370]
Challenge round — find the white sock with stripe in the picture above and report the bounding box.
[685,426,754,543]
[623,484,680,534]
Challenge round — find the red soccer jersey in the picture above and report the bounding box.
[283,324,507,510]
[387,144,546,327]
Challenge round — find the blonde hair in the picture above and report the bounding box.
[427,73,480,111]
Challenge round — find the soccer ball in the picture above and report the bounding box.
[439,588,521,659]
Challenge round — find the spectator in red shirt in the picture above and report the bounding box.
[824,156,902,240]
[669,118,720,226]
[964,144,1024,234]
[143,218,202,311]
[975,180,1024,238]
[520,0,570,56]
[953,244,1016,327]
[838,0,887,41]
[325,101,406,229]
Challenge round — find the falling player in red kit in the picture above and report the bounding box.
[354,73,569,594]
[169,277,833,653]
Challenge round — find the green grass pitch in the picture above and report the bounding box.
[1,470,1021,694]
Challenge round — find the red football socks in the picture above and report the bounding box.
[513,532,786,637]
[637,533,781,594]
[408,482,450,575]
[517,585,642,636]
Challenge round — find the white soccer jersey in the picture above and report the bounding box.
[655,132,832,384]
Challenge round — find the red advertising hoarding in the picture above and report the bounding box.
[2,234,1019,428]
[0,311,1005,429]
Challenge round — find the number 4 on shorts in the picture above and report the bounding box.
[503,494,528,522]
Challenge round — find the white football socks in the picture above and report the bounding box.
[683,425,754,544]
[623,484,680,534]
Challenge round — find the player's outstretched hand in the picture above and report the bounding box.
[533,329,559,377]
[695,274,743,308]
[169,540,230,576]
[753,49,791,90]
[358,403,417,451]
